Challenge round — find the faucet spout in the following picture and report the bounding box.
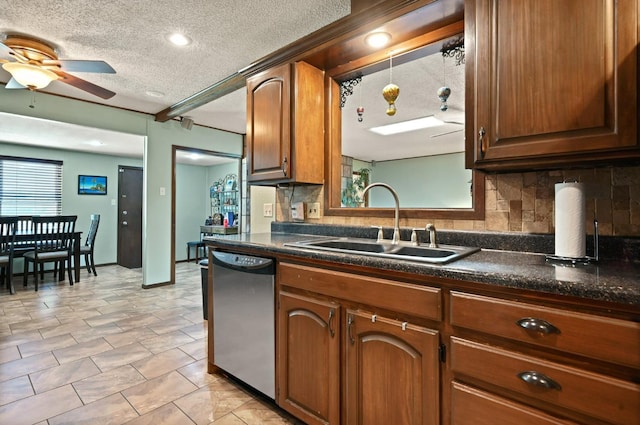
[362,182,401,244]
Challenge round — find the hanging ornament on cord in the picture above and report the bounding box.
[356,76,365,122]
[437,55,451,111]
[382,52,399,116]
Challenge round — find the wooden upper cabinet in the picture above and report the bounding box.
[246,61,325,184]
[465,0,639,171]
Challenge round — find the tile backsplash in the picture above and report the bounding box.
[276,165,640,237]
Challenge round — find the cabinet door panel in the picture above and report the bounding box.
[345,309,439,425]
[277,291,340,425]
[467,0,638,169]
[247,63,290,181]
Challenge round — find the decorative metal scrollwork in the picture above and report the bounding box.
[339,75,362,108]
[441,36,465,66]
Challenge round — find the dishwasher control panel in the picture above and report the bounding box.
[212,251,275,272]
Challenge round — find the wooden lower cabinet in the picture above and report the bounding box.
[345,309,440,425]
[277,262,442,425]
[274,261,638,425]
[277,291,340,425]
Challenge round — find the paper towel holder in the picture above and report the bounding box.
[546,218,599,265]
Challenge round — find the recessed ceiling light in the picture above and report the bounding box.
[145,90,165,98]
[365,32,391,48]
[167,33,192,46]
[369,116,444,136]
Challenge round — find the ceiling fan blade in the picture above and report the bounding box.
[5,77,26,89]
[43,59,116,74]
[52,70,115,99]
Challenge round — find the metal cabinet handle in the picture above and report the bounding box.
[122,221,128,226]
[348,314,355,345]
[282,156,288,176]
[517,371,561,391]
[328,308,335,338]
[478,126,486,159]
[516,317,560,335]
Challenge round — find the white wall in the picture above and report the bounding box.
[250,186,276,234]
[175,163,209,262]
[369,153,472,208]
[1,89,243,286]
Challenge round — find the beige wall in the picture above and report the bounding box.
[276,164,640,237]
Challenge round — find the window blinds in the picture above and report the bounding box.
[0,156,63,216]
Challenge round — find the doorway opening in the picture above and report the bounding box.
[171,146,242,284]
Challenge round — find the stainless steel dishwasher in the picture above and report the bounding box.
[211,250,275,399]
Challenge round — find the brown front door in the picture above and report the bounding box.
[117,166,143,268]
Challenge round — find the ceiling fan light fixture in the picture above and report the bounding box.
[365,32,391,48]
[2,62,58,89]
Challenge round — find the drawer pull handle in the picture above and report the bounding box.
[348,315,355,345]
[517,371,561,391]
[328,308,335,338]
[516,317,560,335]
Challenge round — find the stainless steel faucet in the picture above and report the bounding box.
[426,223,438,248]
[362,182,400,244]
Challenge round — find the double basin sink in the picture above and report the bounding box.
[285,237,480,264]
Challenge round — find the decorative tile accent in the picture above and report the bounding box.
[279,165,640,236]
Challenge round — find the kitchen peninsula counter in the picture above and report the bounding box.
[203,230,640,308]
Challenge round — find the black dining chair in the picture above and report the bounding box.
[80,214,100,276]
[0,216,18,294]
[23,215,77,291]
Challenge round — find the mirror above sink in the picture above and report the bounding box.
[322,19,485,221]
[340,34,469,209]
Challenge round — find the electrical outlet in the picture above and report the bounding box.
[291,202,305,220]
[307,202,321,219]
[263,203,273,217]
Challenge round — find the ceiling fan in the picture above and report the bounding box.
[0,34,116,99]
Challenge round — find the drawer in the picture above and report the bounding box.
[279,262,441,321]
[451,382,578,425]
[451,337,640,425]
[450,291,640,368]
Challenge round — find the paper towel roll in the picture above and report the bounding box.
[554,182,586,258]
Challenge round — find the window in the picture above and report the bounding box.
[0,156,63,216]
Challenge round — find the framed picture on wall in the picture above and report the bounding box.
[78,175,107,195]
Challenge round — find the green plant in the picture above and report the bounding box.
[341,168,371,207]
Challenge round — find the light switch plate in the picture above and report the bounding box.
[307,202,321,219]
[291,201,305,220]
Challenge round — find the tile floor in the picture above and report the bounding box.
[0,263,299,425]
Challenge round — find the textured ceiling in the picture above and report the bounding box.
[0,1,465,162]
[0,0,351,133]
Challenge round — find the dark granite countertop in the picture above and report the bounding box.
[203,226,640,307]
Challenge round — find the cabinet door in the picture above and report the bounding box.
[247,63,291,181]
[277,291,340,425]
[466,0,638,170]
[345,310,440,425]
